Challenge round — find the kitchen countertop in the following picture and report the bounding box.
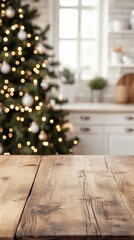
[1,155,134,240]
[60,102,134,113]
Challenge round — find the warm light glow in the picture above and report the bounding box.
[20,25,25,30]
[35,106,41,111]
[3,37,8,42]
[21,78,25,83]
[12,67,16,72]
[17,143,22,149]
[58,138,63,142]
[21,70,25,75]
[5,30,10,34]
[50,119,54,124]
[3,46,8,51]
[43,141,49,146]
[21,57,25,62]
[74,140,78,145]
[27,33,31,38]
[4,79,9,84]
[35,96,39,101]
[27,42,31,47]
[9,128,13,132]
[10,104,14,109]
[19,14,24,19]
[27,141,31,146]
[19,91,23,96]
[35,36,39,41]
[12,51,16,56]
[2,135,7,140]
[18,8,23,13]
[42,117,46,122]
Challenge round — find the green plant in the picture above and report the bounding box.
[61,67,75,84]
[88,76,107,90]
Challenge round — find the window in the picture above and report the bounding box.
[49,0,107,81]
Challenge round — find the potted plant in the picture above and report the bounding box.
[60,67,76,102]
[88,76,107,102]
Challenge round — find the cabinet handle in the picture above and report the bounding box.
[126,116,134,120]
[80,116,90,121]
[80,127,91,132]
[126,128,134,132]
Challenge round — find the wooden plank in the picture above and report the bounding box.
[16,155,134,239]
[0,155,41,240]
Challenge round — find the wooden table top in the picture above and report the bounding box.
[0,155,134,240]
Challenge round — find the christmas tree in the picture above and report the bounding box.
[0,0,78,155]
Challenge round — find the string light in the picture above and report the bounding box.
[27,141,31,146]
[20,25,25,30]
[21,78,25,83]
[9,128,13,133]
[35,36,39,41]
[2,135,7,140]
[11,51,16,56]
[3,47,8,51]
[27,33,31,38]
[43,141,48,146]
[4,79,9,84]
[39,102,43,107]
[74,140,78,145]
[50,119,54,124]
[17,143,22,149]
[5,30,10,35]
[3,37,8,42]
[18,8,23,13]
[58,138,63,142]
[21,57,25,62]
[8,133,13,138]
[27,43,31,47]
[12,67,16,72]
[19,14,24,19]
[10,104,14,109]
[19,91,23,96]
[0,128,3,133]
[35,106,41,111]
[42,117,46,122]
[35,96,39,101]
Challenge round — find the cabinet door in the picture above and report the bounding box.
[105,126,134,155]
[72,125,104,155]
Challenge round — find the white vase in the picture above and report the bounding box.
[60,83,76,103]
[91,90,102,103]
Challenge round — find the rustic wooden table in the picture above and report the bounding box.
[0,155,134,240]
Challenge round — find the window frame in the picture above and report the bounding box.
[48,0,109,81]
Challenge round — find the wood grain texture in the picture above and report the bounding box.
[0,155,41,240]
[16,155,134,240]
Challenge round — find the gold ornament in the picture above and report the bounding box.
[38,130,47,141]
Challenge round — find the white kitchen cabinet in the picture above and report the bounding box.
[105,126,134,155]
[73,125,104,155]
[66,104,134,155]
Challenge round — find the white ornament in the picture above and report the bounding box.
[1,61,11,74]
[36,43,45,54]
[0,144,3,155]
[6,6,15,19]
[30,122,39,134]
[22,93,34,107]
[38,130,47,141]
[40,79,49,90]
[17,30,27,41]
